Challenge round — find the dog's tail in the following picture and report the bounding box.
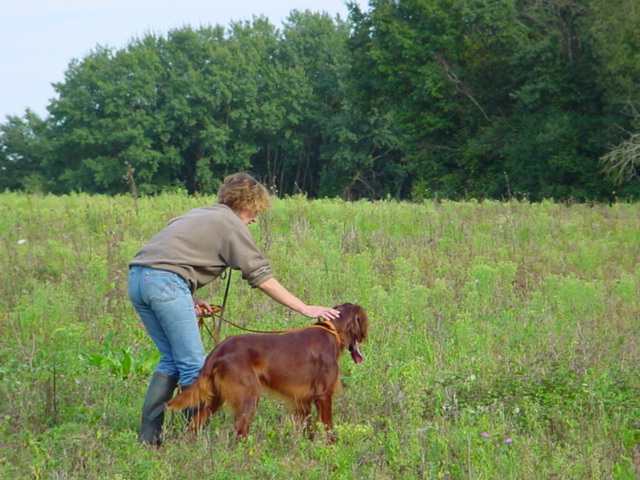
[166,373,215,411]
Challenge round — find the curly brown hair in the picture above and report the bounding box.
[217,173,271,213]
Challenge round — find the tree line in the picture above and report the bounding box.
[2,0,639,201]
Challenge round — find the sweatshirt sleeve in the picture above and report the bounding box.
[223,225,274,288]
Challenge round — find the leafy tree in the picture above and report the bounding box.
[36,16,363,197]
[350,0,636,200]
[498,0,635,200]
[41,22,286,195]
[586,0,640,189]
[0,111,50,192]
[224,16,313,196]
[153,24,255,194]
[46,40,174,194]
[350,0,525,197]
[274,9,406,199]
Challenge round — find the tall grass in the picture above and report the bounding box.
[0,192,638,479]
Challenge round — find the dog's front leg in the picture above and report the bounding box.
[315,394,336,444]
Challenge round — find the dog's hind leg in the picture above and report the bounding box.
[187,394,222,435]
[232,388,260,440]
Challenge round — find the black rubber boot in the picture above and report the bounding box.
[138,372,179,446]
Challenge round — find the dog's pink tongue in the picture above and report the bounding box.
[351,341,364,363]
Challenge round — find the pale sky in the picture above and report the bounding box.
[0,0,369,121]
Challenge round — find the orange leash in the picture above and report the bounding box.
[197,306,340,345]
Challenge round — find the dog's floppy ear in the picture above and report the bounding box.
[333,303,368,342]
[351,305,368,342]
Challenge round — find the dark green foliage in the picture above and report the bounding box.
[351,0,640,200]
[1,2,640,200]
[0,111,51,192]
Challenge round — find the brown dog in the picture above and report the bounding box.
[166,303,368,440]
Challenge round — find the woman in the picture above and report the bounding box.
[128,172,339,445]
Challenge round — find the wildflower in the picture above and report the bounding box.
[505,438,513,444]
[481,432,490,438]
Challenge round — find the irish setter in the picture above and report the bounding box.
[166,303,368,440]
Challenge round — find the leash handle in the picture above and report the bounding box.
[214,269,233,343]
[195,269,232,345]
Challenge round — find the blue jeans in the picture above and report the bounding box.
[128,265,205,387]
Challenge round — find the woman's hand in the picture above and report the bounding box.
[300,305,341,321]
[193,297,215,317]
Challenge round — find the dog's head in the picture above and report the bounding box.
[331,303,369,363]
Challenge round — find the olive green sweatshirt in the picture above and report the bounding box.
[130,204,273,293]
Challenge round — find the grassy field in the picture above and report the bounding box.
[0,192,639,479]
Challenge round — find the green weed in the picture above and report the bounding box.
[84,332,161,380]
[0,192,639,479]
